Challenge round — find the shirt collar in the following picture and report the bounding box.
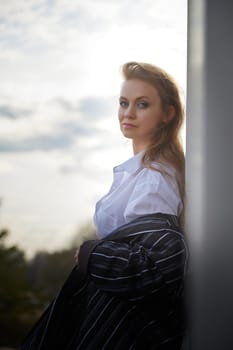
[114,151,144,174]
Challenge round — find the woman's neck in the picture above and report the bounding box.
[132,140,149,155]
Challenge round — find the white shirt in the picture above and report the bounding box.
[94,152,183,239]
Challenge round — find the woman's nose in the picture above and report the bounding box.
[123,105,135,119]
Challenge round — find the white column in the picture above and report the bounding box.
[186,0,233,349]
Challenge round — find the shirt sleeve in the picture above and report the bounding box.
[124,173,182,222]
[78,230,187,299]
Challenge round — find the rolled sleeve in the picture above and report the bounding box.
[78,230,187,299]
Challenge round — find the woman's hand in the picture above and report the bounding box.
[74,249,79,264]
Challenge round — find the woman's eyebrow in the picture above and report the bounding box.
[119,95,150,100]
[135,96,150,101]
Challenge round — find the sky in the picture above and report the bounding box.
[0,0,187,257]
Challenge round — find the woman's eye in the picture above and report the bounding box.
[119,100,128,107]
[138,101,149,108]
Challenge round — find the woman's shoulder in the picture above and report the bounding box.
[139,161,176,182]
[136,162,180,200]
[151,160,176,175]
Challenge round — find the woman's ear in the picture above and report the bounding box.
[163,106,175,123]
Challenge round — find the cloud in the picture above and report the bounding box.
[0,0,187,106]
[61,121,98,136]
[0,0,118,54]
[52,98,78,112]
[0,104,32,119]
[79,95,117,120]
[0,132,74,152]
[0,94,117,153]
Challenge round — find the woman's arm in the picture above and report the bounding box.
[78,228,187,299]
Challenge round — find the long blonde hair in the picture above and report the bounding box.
[121,61,185,225]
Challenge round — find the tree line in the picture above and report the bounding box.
[0,223,96,349]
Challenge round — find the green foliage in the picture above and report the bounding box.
[27,220,96,302]
[70,220,97,248]
[28,248,77,302]
[0,221,97,348]
[0,229,39,347]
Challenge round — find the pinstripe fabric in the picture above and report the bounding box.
[75,213,188,349]
[21,213,188,350]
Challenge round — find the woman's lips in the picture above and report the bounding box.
[122,123,137,128]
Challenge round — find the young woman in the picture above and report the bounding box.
[22,62,188,350]
[94,62,185,239]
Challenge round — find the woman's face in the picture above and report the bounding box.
[118,78,169,154]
